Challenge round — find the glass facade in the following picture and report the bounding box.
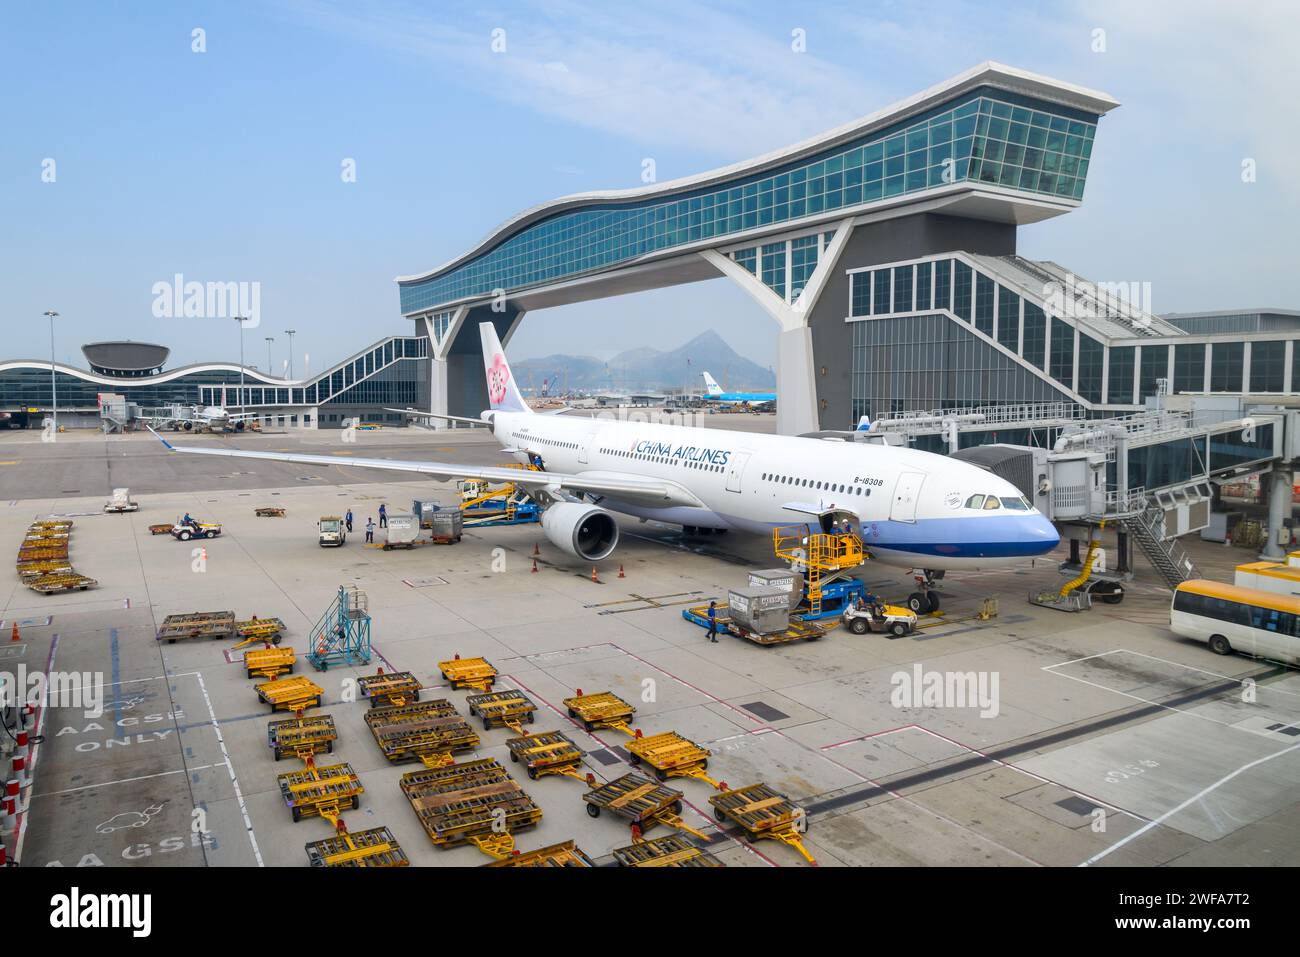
[1050,318,1074,387]
[953,260,972,322]
[849,313,1070,423]
[1127,436,1206,492]
[401,91,1099,314]
[998,288,1019,351]
[1,337,430,413]
[1022,302,1046,369]
[790,235,819,299]
[975,272,995,336]
[915,260,932,310]
[1172,343,1205,394]
[1107,346,1134,404]
[893,265,913,312]
[1139,344,1169,400]
[1250,340,1285,392]
[1077,333,1103,403]
[1210,341,1243,392]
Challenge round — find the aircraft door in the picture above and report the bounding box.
[890,472,925,523]
[725,451,751,493]
[578,432,595,464]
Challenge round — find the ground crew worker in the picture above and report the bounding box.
[365,518,375,544]
[706,601,719,642]
[379,503,388,528]
[345,509,354,533]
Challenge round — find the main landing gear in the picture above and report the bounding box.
[907,570,944,615]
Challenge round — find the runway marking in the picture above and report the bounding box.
[32,765,218,798]
[195,671,263,866]
[1080,740,1300,866]
[1043,649,1299,731]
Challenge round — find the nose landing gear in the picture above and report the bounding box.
[907,571,944,615]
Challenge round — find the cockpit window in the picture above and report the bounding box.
[982,497,1001,510]
[964,494,985,509]
[999,496,1030,511]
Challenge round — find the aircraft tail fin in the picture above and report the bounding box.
[479,323,531,413]
[702,371,723,396]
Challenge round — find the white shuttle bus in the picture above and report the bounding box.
[1170,579,1300,665]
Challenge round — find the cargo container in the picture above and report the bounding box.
[727,585,790,634]
[747,567,802,605]
[382,512,420,550]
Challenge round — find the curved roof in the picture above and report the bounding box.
[396,61,1119,287]
[0,360,290,388]
[82,341,170,373]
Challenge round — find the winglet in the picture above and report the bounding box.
[146,425,175,451]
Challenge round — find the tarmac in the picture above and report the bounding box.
[2,420,1298,868]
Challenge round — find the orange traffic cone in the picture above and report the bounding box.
[532,543,540,557]
[591,565,600,583]
[531,558,538,573]
[618,564,625,579]
[10,622,18,643]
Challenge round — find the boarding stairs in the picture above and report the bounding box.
[772,526,865,615]
[1123,506,1198,589]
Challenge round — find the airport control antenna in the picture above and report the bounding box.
[285,329,296,380]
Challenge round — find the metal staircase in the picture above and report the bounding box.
[772,526,864,615]
[1123,506,1198,589]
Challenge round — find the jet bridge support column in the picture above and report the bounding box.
[1263,465,1294,560]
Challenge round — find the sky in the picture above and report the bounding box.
[3,0,1297,374]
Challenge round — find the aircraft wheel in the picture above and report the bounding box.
[907,592,927,613]
[925,590,941,613]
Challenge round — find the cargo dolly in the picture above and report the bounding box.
[563,689,636,734]
[400,757,544,859]
[157,611,237,644]
[306,826,408,867]
[277,760,363,823]
[627,730,723,788]
[148,524,174,536]
[245,646,296,680]
[612,833,723,868]
[438,655,497,691]
[506,731,587,781]
[255,506,287,518]
[483,840,595,867]
[256,675,324,713]
[268,713,337,761]
[18,544,69,562]
[709,782,815,865]
[231,617,286,650]
[364,700,479,767]
[682,603,833,645]
[358,671,422,708]
[466,688,536,733]
[28,572,98,594]
[16,559,73,580]
[30,520,73,530]
[582,772,709,839]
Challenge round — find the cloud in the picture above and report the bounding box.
[288,0,882,160]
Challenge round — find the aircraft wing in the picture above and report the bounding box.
[149,430,704,508]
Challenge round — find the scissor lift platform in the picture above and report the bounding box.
[563,690,636,734]
[438,656,497,691]
[277,761,363,823]
[506,731,586,780]
[245,646,296,680]
[466,688,536,733]
[483,840,595,867]
[582,772,708,839]
[626,730,722,787]
[268,714,338,761]
[400,758,543,859]
[358,671,422,708]
[306,826,408,867]
[256,675,324,713]
[613,833,724,868]
[364,700,479,766]
[709,782,815,864]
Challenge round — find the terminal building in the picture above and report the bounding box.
[395,61,1300,443]
[0,336,430,429]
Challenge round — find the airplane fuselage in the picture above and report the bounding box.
[490,410,1059,571]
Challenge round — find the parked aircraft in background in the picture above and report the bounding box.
[701,371,777,406]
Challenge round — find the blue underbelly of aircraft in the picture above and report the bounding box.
[860,516,1059,559]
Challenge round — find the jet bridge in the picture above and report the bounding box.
[865,397,1300,587]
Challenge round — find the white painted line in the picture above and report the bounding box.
[1041,649,1125,671]
[33,765,217,798]
[1116,648,1300,698]
[195,671,263,867]
[1080,741,1300,866]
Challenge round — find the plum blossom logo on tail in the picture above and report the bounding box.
[488,353,510,404]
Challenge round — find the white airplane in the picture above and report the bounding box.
[153,323,1059,607]
[701,371,777,406]
[155,404,258,433]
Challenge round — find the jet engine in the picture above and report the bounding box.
[541,502,620,561]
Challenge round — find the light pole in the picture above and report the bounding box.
[265,337,275,377]
[235,315,249,415]
[43,311,59,434]
[284,329,296,380]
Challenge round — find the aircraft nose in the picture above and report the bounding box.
[1018,514,1060,553]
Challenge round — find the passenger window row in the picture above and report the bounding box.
[760,472,870,496]
[600,448,724,473]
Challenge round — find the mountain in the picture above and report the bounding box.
[512,330,775,394]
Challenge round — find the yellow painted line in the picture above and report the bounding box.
[0,461,20,466]
[330,451,355,456]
